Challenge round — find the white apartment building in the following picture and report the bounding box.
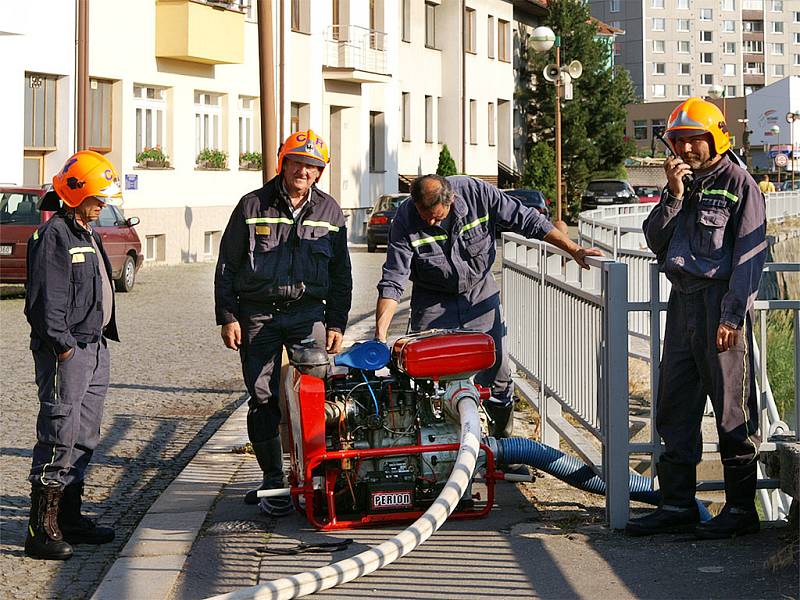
[2,0,536,263]
[589,0,800,103]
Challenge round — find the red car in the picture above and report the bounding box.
[0,186,143,291]
[634,185,661,203]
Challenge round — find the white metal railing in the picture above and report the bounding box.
[502,237,631,528]
[324,25,389,75]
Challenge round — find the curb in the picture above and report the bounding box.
[90,398,250,600]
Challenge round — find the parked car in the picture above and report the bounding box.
[779,179,800,192]
[366,193,409,252]
[634,185,661,204]
[581,179,637,210]
[0,186,143,291]
[502,188,550,218]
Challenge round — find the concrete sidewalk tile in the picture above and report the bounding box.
[90,554,187,600]
[148,480,224,514]
[120,510,208,558]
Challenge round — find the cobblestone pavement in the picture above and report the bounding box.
[0,263,244,600]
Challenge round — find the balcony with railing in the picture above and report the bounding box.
[323,25,391,83]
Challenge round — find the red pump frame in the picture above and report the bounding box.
[285,361,501,531]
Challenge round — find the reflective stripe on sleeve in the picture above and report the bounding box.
[411,234,448,248]
[69,246,96,255]
[459,214,490,234]
[302,220,340,232]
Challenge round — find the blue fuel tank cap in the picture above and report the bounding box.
[334,340,390,371]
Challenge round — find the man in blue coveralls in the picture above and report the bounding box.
[374,174,602,438]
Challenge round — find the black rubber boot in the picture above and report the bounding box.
[485,402,530,477]
[58,481,115,545]
[625,462,700,536]
[695,462,760,540]
[24,483,73,560]
[245,436,293,516]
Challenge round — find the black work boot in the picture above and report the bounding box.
[626,462,700,536]
[58,481,115,545]
[695,462,760,540]
[244,436,292,516]
[24,483,73,560]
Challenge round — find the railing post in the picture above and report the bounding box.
[603,261,630,529]
[649,262,663,472]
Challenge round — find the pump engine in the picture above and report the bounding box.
[283,330,500,530]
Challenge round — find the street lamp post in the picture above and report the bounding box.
[530,26,581,232]
[787,111,799,190]
[770,125,782,186]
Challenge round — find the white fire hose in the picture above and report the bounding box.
[207,381,482,600]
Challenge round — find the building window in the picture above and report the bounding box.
[469,100,477,144]
[238,96,255,156]
[133,85,166,158]
[425,95,434,143]
[678,84,691,97]
[88,78,112,152]
[723,42,737,54]
[652,0,664,7]
[290,102,300,133]
[487,15,495,59]
[722,0,735,9]
[677,19,690,32]
[700,8,712,20]
[653,39,665,53]
[794,53,800,65]
[194,91,222,159]
[676,40,688,53]
[676,0,688,8]
[244,0,257,22]
[437,97,445,142]
[24,73,57,150]
[772,21,784,33]
[610,0,620,13]
[700,52,713,64]
[369,111,385,172]
[613,41,622,58]
[425,2,437,49]
[745,62,764,74]
[772,42,785,55]
[701,73,714,85]
[652,18,665,31]
[653,62,666,74]
[723,63,736,76]
[291,0,310,33]
[700,30,712,43]
[679,63,690,75]
[743,40,763,53]
[204,231,220,260]
[402,92,411,141]
[725,85,736,97]
[465,7,476,53]
[723,20,735,32]
[498,19,510,62]
[743,20,763,33]
[487,102,495,146]
[795,11,800,22]
[634,120,647,140]
[402,0,411,42]
[145,234,166,262]
[652,84,666,98]
[773,64,785,76]
[771,0,783,11]
[795,32,800,44]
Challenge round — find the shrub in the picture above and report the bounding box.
[197,148,228,169]
[436,144,458,177]
[239,151,262,169]
[136,146,168,164]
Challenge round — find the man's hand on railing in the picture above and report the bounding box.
[572,246,604,269]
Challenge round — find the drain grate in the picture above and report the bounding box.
[205,520,271,535]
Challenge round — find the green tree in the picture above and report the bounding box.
[521,141,556,203]
[436,144,458,177]
[518,0,635,219]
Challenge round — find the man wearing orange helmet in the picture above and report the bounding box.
[215,130,352,516]
[23,151,123,559]
[628,98,767,539]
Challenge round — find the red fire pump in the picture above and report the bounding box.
[283,330,500,530]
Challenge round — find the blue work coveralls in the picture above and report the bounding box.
[377,176,554,404]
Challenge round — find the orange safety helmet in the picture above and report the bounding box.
[276,129,330,177]
[52,150,123,208]
[664,97,731,156]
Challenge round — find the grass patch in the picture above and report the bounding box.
[754,310,796,423]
